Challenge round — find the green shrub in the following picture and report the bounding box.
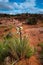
[37,43,43,64]
[7,36,35,60]
[38,43,43,56]
[38,43,43,48]
[0,36,35,65]
[26,17,37,25]
[0,30,36,64]
[0,41,9,62]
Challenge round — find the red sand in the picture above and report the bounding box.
[15,55,41,65]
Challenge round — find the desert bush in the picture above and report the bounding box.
[26,17,37,25]
[3,36,35,65]
[6,36,35,60]
[0,40,9,63]
[0,35,35,65]
[0,25,36,65]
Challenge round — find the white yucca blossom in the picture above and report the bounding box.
[16,26,23,34]
[20,27,23,30]
[16,27,19,34]
[16,27,19,31]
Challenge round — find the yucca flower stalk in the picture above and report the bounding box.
[15,22,23,43]
[16,26,23,44]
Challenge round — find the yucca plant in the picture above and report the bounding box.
[1,26,35,65]
[6,36,35,60]
[0,22,37,65]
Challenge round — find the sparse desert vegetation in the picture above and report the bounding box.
[0,13,43,65]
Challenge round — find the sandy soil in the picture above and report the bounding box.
[23,24,43,46]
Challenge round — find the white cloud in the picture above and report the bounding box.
[0,0,9,2]
[28,7,43,13]
[0,3,13,10]
[13,2,23,9]
[13,0,36,10]
[6,0,43,14]
[13,0,43,14]
[37,9,43,14]
[0,0,43,14]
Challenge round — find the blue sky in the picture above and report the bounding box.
[0,0,43,14]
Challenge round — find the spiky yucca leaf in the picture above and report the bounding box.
[7,36,35,60]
